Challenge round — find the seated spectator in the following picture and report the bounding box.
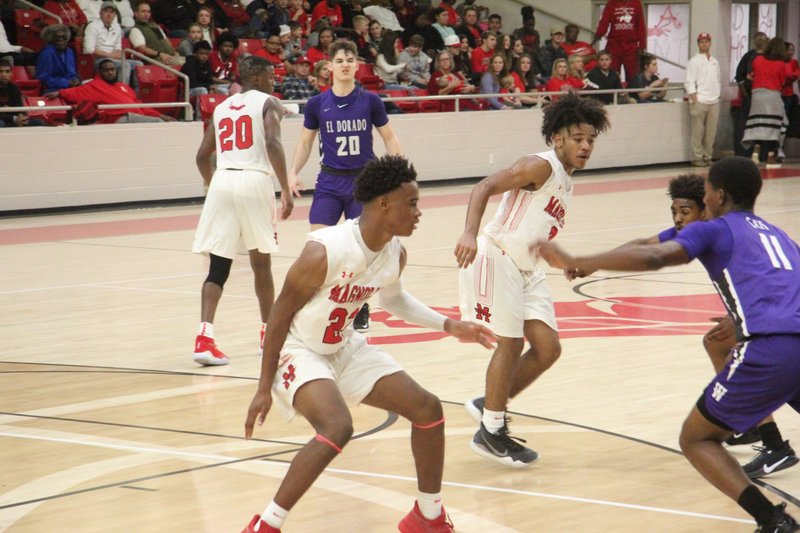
[487,13,503,34]
[375,31,414,92]
[50,58,176,123]
[628,53,668,103]
[195,6,220,49]
[510,53,541,106]
[181,40,213,98]
[350,15,371,62]
[0,57,45,127]
[567,54,589,86]
[397,34,430,89]
[586,49,624,104]
[512,5,540,55]
[431,8,455,44]
[237,3,270,39]
[364,0,403,32]
[43,0,88,39]
[83,1,143,88]
[562,23,597,71]
[36,25,80,93]
[150,0,195,38]
[178,23,204,57]
[280,55,318,110]
[288,0,309,36]
[189,0,228,31]
[455,5,481,48]
[256,31,286,71]
[310,0,343,30]
[481,52,514,110]
[401,11,441,55]
[471,31,496,74]
[445,34,473,83]
[129,1,185,66]
[392,0,417,31]
[78,0,134,30]
[510,37,525,63]
[306,27,333,68]
[498,73,522,108]
[216,0,250,34]
[209,33,239,94]
[428,50,475,112]
[536,25,567,82]
[544,58,583,99]
[0,14,37,66]
[313,58,331,91]
[283,22,304,61]
[437,0,459,27]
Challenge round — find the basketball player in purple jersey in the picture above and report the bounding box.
[540,157,800,532]
[288,39,401,331]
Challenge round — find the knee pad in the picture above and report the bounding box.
[205,254,233,288]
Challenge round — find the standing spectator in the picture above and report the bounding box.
[627,53,668,103]
[0,57,44,127]
[586,49,624,104]
[36,25,80,92]
[287,39,402,330]
[242,154,494,533]
[192,55,293,366]
[481,52,512,110]
[781,42,800,160]
[0,12,36,66]
[470,30,496,74]
[685,32,721,167]
[593,0,646,81]
[397,33,431,89]
[455,5,480,49]
[431,8,455,44]
[536,26,567,82]
[428,49,476,112]
[42,0,87,39]
[512,5,539,55]
[562,23,597,72]
[392,0,417,31]
[83,1,142,87]
[305,27,333,68]
[209,32,239,94]
[129,0,184,66]
[310,0,343,29]
[313,58,331,91]
[52,58,175,123]
[364,0,403,33]
[280,55,318,110]
[743,37,791,166]
[736,32,769,103]
[177,23,204,57]
[180,39,213,98]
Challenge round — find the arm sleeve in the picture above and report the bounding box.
[370,91,389,127]
[0,22,21,53]
[36,49,71,90]
[128,28,146,49]
[302,95,320,129]
[481,73,503,109]
[684,57,697,94]
[378,278,447,331]
[83,23,97,54]
[673,220,719,261]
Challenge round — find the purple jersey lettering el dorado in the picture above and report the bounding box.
[674,211,800,338]
[303,87,389,171]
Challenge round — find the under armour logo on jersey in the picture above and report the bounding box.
[474,304,492,322]
[282,364,296,390]
[229,103,246,111]
[341,271,354,279]
[711,382,727,402]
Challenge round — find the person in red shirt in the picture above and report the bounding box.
[562,23,597,72]
[470,31,496,74]
[305,27,334,69]
[209,33,239,93]
[43,0,88,39]
[544,58,583,101]
[437,0,459,27]
[781,42,799,160]
[593,0,646,81]
[49,59,175,123]
[310,0,343,30]
[288,0,310,36]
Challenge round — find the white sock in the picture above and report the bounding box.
[482,408,505,435]
[198,322,214,338]
[261,500,289,529]
[417,491,443,520]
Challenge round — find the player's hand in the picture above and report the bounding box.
[245,389,273,439]
[564,267,595,281]
[538,242,575,270]
[280,189,294,219]
[444,319,497,349]
[288,172,304,197]
[705,316,736,344]
[454,232,478,268]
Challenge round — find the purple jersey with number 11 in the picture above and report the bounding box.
[303,86,389,172]
[675,211,800,338]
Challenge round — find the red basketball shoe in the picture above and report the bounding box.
[192,335,229,366]
[241,514,280,533]
[398,502,454,532]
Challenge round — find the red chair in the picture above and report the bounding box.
[197,93,225,129]
[11,66,42,97]
[14,10,45,51]
[136,64,180,115]
[381,89,418,113]
[355,63,384,91]
[76,52,96,81]
[24,95,69,126]
[238,39,263,56]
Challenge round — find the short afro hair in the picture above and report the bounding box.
[541,92,609,145]
[355,155,417,203]
[707,156,762,210]
[668,174,706,209]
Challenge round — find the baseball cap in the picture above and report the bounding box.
[279,24,291,37]
[292,56,310,64]
[551,25,564,35]
[100,1,116,10]
[697,32,711,41]
[443,34,460,47]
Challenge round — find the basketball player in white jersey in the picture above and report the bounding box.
[192,55,294,366]
[454,93,610,466]
[243,155,496,533]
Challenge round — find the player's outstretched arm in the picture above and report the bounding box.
[563,235,661,280]
[245,241,328,439]
[264,97,293,219]
[539,240,690,274]
[195,121,217,189]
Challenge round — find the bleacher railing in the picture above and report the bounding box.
[15,0,62,25]
[122,48,194,121]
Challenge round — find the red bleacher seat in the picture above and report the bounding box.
[74,38,96,81]
[14,10,45,51]
[381,89,418,113]
[24,95,69,126]
[238,39,263,56]
[418,99,441,113]
[136,64,180,115]
[355,63,383,91]
[12,66,42,97]
[197,93,224,126]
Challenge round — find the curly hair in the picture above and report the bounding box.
[668,174,706,208]
[707,156,762,210]
[355,155,417,203]
[540,92,609,145]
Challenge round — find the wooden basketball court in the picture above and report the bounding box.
[2,163,799,532]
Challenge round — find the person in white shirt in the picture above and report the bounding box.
[685,32,721,167]
[0,15,36,66]
[83,1,142,86]
[78,0,135,29]
[363,0,403,32]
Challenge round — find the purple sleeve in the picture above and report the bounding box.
[657,227,678,243]
[673,220,723,261]
[303,94,320,130]
[369,91,389,128]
